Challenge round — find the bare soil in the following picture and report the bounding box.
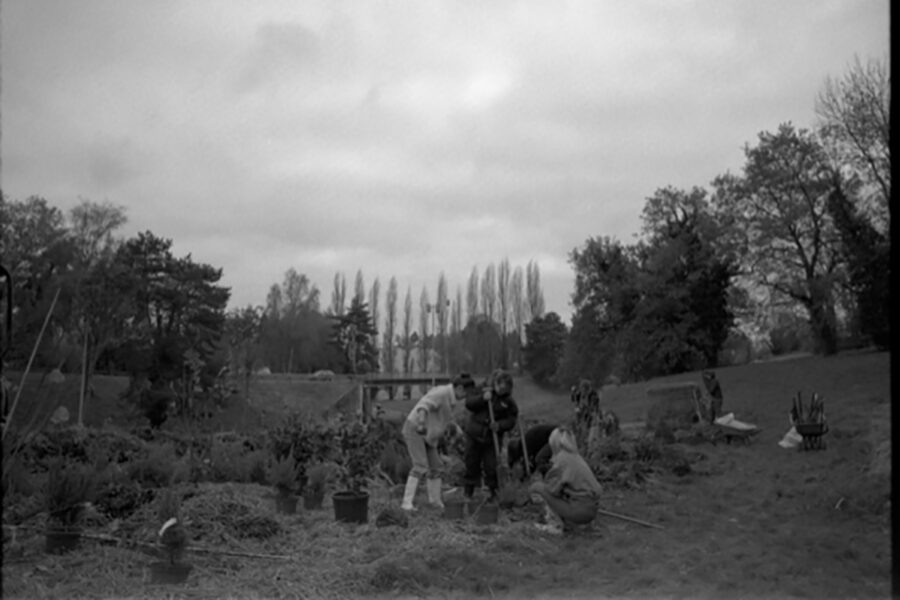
[2,350,891,599]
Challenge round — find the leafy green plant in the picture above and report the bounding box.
[128,442,177,487]
[209,437,246,482]
[45,459,96,528]
[336,422,388,493]
[303,462,332,498]
[268,450,300,496]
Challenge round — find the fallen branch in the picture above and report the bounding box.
[3,524,296,560]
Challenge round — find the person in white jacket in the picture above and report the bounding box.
[401,373,475,511]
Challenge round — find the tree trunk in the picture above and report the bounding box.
[806,278,839,355]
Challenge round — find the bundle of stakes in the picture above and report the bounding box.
[791,390,826,426]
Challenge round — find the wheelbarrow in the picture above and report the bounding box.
[795,422,828,451]
[712,413,761,445]
[713,423,761,445]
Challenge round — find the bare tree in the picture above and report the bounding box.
[510,265,525,371]
[481,263,497,371]
[466,266,479,324]
[435,273,450,373]
[526,260,546,321]
[418,286,431,373]
[354,269,365,305]
[497,258,511,368]
[450,285,463,373]
[266,284,283,320]
[401,285,413,377]
[368,277,381,369]
[383,277,398,377]
[330,272,346,316]
[816,54,890,228]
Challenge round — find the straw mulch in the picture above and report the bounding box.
[2,477,562,600]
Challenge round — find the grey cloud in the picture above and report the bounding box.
[232,22,322,94]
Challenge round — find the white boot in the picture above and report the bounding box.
[426,477,444,509]
[401,475,419,511]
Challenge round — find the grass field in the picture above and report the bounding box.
[1,349,891,599]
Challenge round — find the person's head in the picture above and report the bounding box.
[702,370,716,381]
[452,372,476,400]
[578,379,593,394]
[491,369,513,397]
[548,426,579,456]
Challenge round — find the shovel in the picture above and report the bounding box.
[486,390,505,485]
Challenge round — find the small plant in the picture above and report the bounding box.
[268,450,300,497]
[45,459,96,529]
[304,462,332,498]
[128,442,178,487]
[336,422,386,494]
[157,488,188,565]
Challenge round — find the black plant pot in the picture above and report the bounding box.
[45,527,82,554]
[303,491,324,510]
[274,493,299,514]
[149,561,193,585]
[332,490,369,524]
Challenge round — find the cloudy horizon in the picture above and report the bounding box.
[1,0,889,326]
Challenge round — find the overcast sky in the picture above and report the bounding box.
[1,0,889,326]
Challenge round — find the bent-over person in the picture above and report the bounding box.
[530,426,603,534]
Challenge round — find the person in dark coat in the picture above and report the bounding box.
[463,369,519,501]
[507,423,557,480]
[702,371,724,423]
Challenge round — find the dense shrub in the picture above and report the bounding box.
[127,442,182,487]
[95,481,155,520]
[769,311,813,355]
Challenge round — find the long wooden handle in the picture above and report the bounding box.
[596,508,664,529]
[519,425,532,477]
[486,395,503,479]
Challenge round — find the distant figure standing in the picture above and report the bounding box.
[570,379,600,450]
[702,371,724,423]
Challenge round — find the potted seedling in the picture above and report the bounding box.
[44,459,95,554]
[303,462,331,510]
[268,450,301,514]
[150,488,192,584]
[332,423,385,524]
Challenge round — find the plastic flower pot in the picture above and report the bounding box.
[472,502,499,525]
[443,499,468,520]
[149,561,193,585]
[303,491,324,510]
[274,493,299,514]
[45,528,82,554]
[332,490,369,524]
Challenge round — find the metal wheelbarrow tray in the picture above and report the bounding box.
[712,423,761,445]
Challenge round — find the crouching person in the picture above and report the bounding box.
[401,373,475,512]
[529,426,603,534]
[507,423,557,481]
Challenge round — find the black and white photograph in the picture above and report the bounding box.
[1,1,890,598]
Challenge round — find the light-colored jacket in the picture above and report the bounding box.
[543,450,603,501]
[406,384,458,446]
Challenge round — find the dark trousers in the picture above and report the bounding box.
[464,436,498,492]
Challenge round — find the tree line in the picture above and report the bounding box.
[526,55,889,387]
[0,54,889,401]
[0,194,547,401]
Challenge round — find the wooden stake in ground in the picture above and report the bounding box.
[518,424,532,478]
[3,287,61,441]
